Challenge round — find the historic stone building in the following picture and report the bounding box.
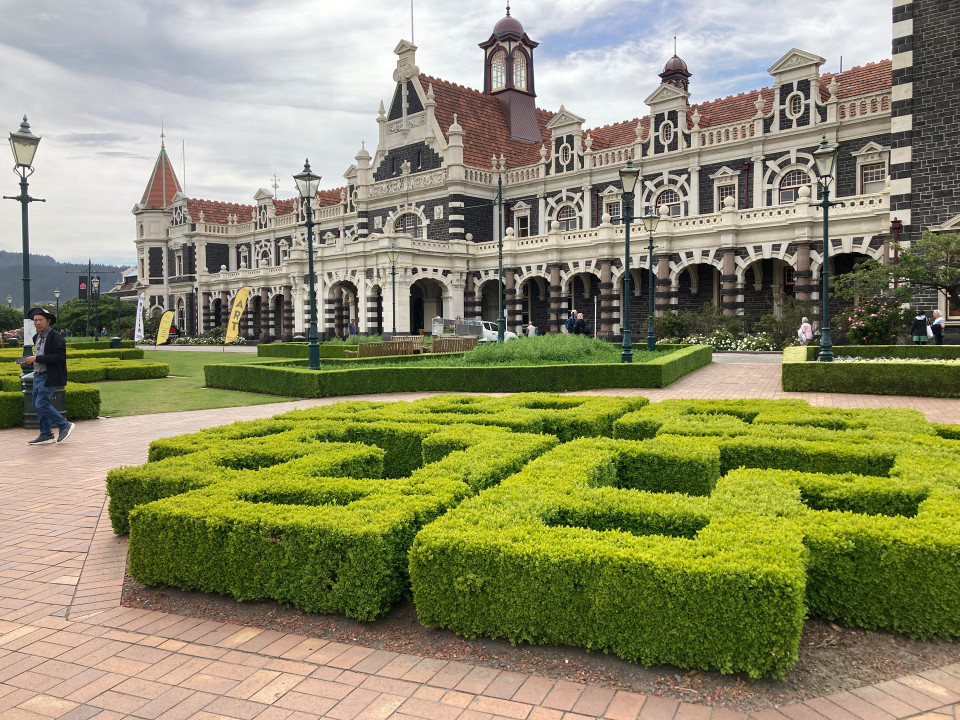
[132,3,956,341]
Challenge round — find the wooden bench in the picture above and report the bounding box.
[430,336,478,354]
[393,335,425,353]
[344,340,415,358]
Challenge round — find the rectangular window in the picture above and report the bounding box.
[861,163,886,194]
[515,215,530,237]
[717,184,736,211]
[604,200,622,225]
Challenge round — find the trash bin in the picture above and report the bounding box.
[110,336,121,349]
[20,371,67,429]
[292,335,306,342]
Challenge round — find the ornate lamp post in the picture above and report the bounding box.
[387,245,399,335]
[641,210,661,352]
[4,116,42,356]
[496,167,505,342]
[5,296,10,308]
[115,278,122,336]
[293,159,322,370]
[618,159,640,362]
[53,289,60,316]
[92,276,100,338]
[812,134,838,363]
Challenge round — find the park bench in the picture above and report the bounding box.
[344,340,415,358]
[430,336,478,353]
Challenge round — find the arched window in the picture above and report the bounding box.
[394,212,423,238]
[176,298,185,333]
[513,52,527,90]
[491,51,506,91]
[138,224,144,239]
[790,94,803,116]
[779,169,811,204]
[556,205,579,231]
[259,249,271,268]
[656,189,682,217]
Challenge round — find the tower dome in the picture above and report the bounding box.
[659,53,692,92]
[493,7,524,38]
[663,55,688,74]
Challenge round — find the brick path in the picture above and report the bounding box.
[1,362,958,720]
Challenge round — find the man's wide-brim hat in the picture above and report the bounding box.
[27,307,56,324]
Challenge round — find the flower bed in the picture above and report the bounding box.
[673,330,779,351]
[781,345,960,397]
[110,394,960,679]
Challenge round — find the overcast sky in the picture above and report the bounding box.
[0,0,889,266]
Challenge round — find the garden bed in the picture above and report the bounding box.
[782,345,960,397]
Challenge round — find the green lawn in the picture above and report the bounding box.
[96,351,286,417]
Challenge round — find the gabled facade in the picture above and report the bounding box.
[132,4,959,340]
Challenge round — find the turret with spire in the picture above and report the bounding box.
[139,131,182,210]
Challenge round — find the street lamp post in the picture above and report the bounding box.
[5,296,10,308]
[618,159,640,362]
[641,210,661,352]
[812,134,839,363]
[293,159,322,371]
[387,245,399,335]
[4,116,43,356]
[496,168,505,342]
[53,289,60,316]
[115,278,122,336]
[92,276,100,338]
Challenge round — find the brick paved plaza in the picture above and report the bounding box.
[2,360,959,720]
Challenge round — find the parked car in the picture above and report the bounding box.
[165,325,180,343]
[477,320,518,342]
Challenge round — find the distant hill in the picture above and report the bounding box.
[0,250,131,308]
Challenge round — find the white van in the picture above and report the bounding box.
[478,320,518,342]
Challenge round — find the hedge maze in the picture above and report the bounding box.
[106,394,960,679]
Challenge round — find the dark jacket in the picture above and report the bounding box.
[32,328,68,387]
[573,318,587,335]
[910,314,929,338]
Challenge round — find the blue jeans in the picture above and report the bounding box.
[32,372,68,437]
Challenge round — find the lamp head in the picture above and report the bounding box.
[641,209,660,234]
[91,276,100,291]
[53,289,60,298]
[813,134,837,183]
[9,115,40,170]
[386,245,400,264]
[293,159,321,200]
[618,158,640,195]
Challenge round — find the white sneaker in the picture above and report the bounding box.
[57,423,76,443]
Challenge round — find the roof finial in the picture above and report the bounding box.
[674,36,677,56]
[506,1,510,16]
[271,170,279,199]
[160,116,165,149]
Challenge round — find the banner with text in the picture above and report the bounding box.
[224,286,252,344]
[134,292,146,341]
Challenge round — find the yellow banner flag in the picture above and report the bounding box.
[155,310,175,347]
[225,286,252,344]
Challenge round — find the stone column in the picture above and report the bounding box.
[547,264,563,334]
[793,242,813,302]
[504,269,520,335]
[655,254,673,315]
[463,272,479,319]
[720,248,740,315]
[260,287,269,340]
[220,291,230,328]
[597,259,615,339]
[282,286,293,341]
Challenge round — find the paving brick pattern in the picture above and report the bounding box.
[1,362,959,719]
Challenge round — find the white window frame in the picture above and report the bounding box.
[656,188,683,217]
[778,169,812,204]
[785,91,805,120]
[556,204,579,231]
[512,200,531,237]
[491,51,506,91]
[513,51,527,90]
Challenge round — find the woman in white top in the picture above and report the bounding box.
[931,310,946,345]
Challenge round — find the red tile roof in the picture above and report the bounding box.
[184,193,343,226]
[423,74,552,168]
[140,147,183,209]
[822,59,892,99]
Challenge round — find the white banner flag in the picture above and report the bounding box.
[134,292,146,341]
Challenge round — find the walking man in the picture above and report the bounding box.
[17,307,75,445]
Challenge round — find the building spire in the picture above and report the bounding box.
[506,1,511,16]
[160,117,165,149]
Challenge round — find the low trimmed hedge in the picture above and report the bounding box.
[782,345,960,397]
[113,393,960,678]
[206,345,711,398]
[126,424,557,620]
[0,381,101,428]
[256,343,377,359]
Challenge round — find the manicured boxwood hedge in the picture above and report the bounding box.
[781,345,960,397]
[0,382,101,428]
[116,393,960,678]
[205,345,711,398]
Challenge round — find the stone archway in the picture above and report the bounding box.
[410,278,445,335]
[518,276,550,331]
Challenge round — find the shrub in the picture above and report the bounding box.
[833,296,911,345]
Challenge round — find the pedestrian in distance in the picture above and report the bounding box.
[931,310,945,345]
[798,317,813,346]
[348,318,357,337]
[16,308,75,445]
[910,309,930,345]
[526,321,536,337]
[565,310,576,334]
[573,312,587,335]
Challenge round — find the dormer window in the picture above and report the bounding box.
[513,52,527,90]
[492,51,507,91]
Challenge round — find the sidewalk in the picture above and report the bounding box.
[1,363,958,720]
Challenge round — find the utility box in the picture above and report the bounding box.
[20,372,66,429]
[110,336,121,349]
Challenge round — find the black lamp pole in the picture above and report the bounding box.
[115,279,122,336]
[54,289,60,316]
[4,116,43,356]
[812,134,839,363]
[496,169,505,342]
[619,159,640,362]
[642,210,661,352]
[92,276,100,338]
[387,245,399,335]
[294,159,322,370]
